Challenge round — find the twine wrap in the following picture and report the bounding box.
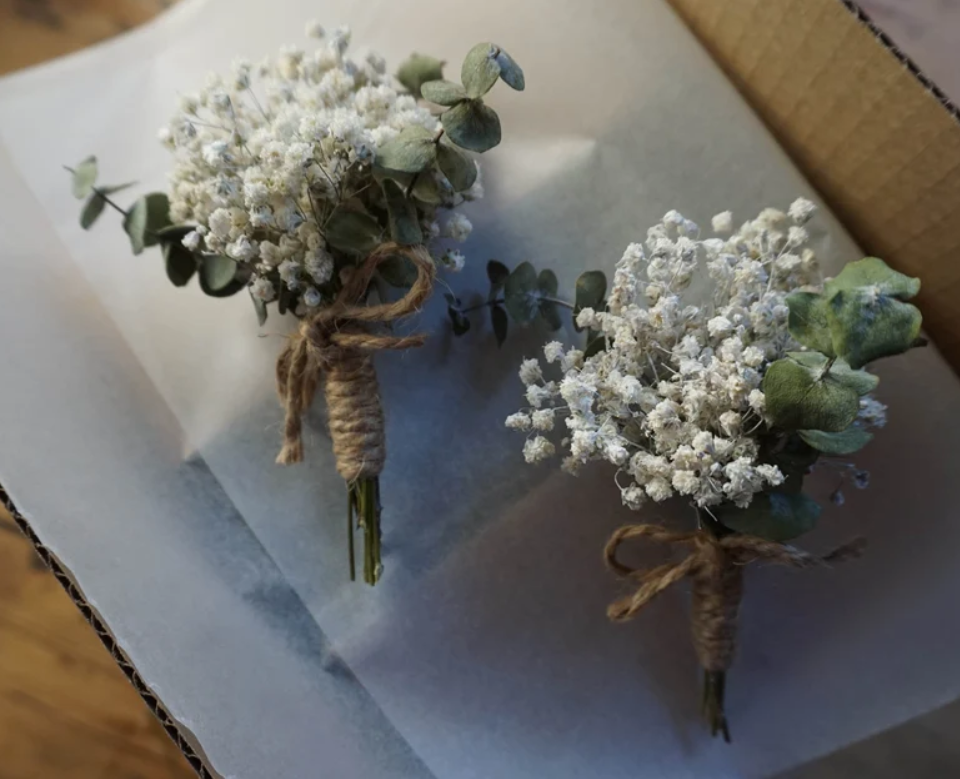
[604,524,866,672]
[275,243,436,482]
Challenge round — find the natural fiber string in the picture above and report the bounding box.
[274,242,436,482]
[604,524,866,671]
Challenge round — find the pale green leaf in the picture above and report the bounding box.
[375,126,437,173]
[436,140,477,192]
[786,351,879,395]
[504,261,539,324]
[421,79,468,106]
[381,179,423,246]
[80,193,106,230]
[762,356,861,432]
[123,193,171,255]
[325,208,382,253]
[251,290,268,326]
[199,254,244,297]
[411,174,443,205]
[378,253,419,288]
[395,53,444,99]
[461,42,500,98]
[787,291,835,356]
[441,100,501,153]
[71,156,98,199]
[825,257,921,301]
[537,269,562,330]
[715,492,821,542]
[828,288,922,369]
[799,428,873,455]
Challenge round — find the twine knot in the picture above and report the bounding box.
[604,523,865,671]
[274,243,436,482]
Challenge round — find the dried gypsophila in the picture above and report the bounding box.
[507,200,888,513]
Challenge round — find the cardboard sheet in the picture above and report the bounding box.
[2,1,959,776]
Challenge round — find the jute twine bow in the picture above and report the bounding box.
[275,242,436,482]
[604,524,866,672]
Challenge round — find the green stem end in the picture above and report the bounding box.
[348,478,382,586]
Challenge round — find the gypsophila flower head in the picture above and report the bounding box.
[506,201,889,514]
[160,24,485,319]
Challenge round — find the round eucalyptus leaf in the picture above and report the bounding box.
[411,173,443,205]
[715,492,821,542]
[494,48,525,91]
[539,301,563,331]
[80,193,106,230]
[825,257,920,301]
[381,179,423,246]
[199,254,244,297]
[573,270,607,331]
[762,356,861,432]
[395,53,444,99]
[421,79,468,106]
[786,291,835,356]
[71,156,98,199]
[504,261,539,324]
[436,141,478,192]
[441,100,501,153]
[375,126,437,173]
[461,42,500,98]
[162,242,198,287]
[785,351,879,395]
[828,288,922,369]
[492,305,508,347]
[799,428,873,455]
[325,208,383,254]
[123,193,171,255]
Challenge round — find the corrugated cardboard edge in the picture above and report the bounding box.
[668,0,960,373]
[0,485,220,779]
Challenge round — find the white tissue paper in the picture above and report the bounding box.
[2,1,960,777]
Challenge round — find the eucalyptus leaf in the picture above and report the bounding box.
[441,100,501,153]
[825,257,921,301]
[155,224,196,243]
[492,305,508,347]
[199,255,244,297]
[828,288,922,369]
[381,179,423,246]
[460,42,500,98]
[539,301,563,331]
[786,351,879,395]
[123,193,171,255]
[584,329,607,358]
[411,173,443,205]
[436,141,478,192]
[162,242,198,287]
[325,208,382,253]
[251,291,268,327]
[799,428,874,455]
[80,193,106,230]
[375,126,437,173]
[487,260,510,295]
[494,48,525,91]
[504,261,539,324]
[277,283,297,314]
[787,291,835,356]
[715,492,821,542]
[537,269,562,330]
[70,157,98,199]
[395,53,444,99]
[421,79,468,106]
[378,252,418,288]
[574,270,607,332]
[762,356,861,432]
[444,294,471,336]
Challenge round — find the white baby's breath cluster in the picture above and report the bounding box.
[159,22,481,309]
[508,200,887,512]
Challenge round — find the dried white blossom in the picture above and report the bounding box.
[506,201,880,513]
[160,25,481,317]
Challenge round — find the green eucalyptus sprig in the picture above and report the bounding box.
[445,260,610,355]
[715,257,924,541]
[66,156,248,299]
